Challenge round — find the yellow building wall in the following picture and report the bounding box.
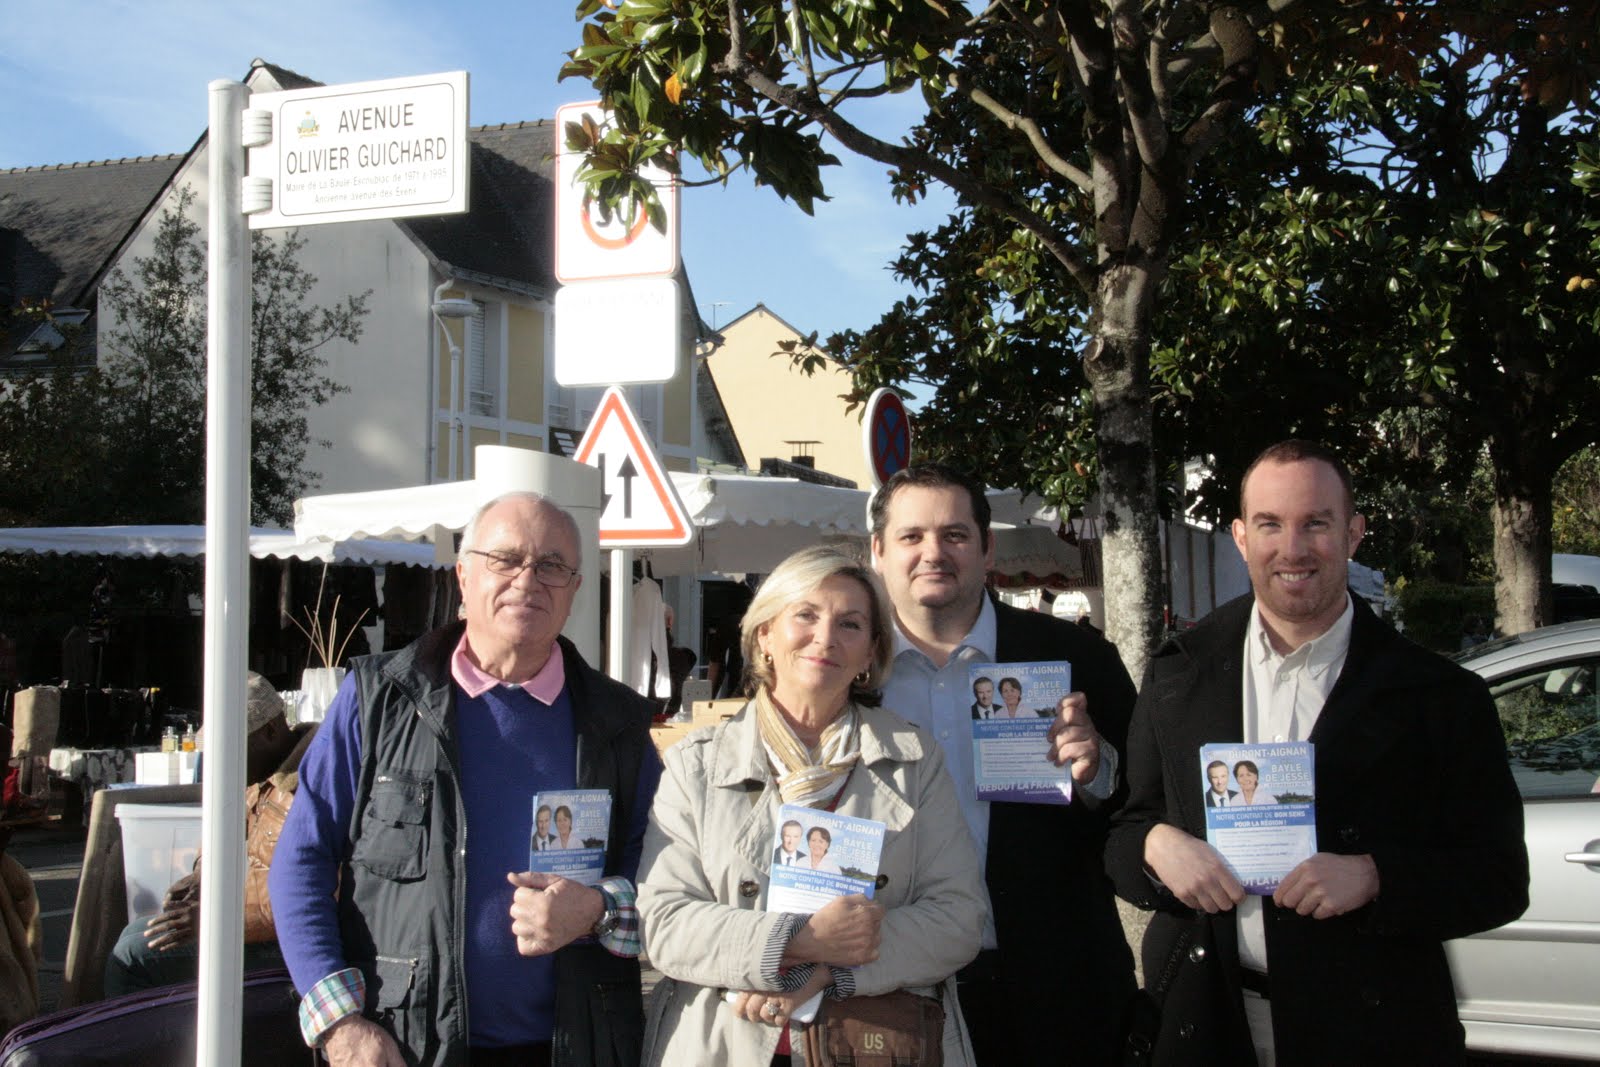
[435,422,452,480]
[664,347,691,448]
[507,432,543,453]
[468,426,501,459]
[706,307,870,486]
[506,305,545,424]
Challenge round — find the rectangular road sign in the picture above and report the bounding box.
[553,276,681,387]
[554,101,679,283]
[247,71,469,229]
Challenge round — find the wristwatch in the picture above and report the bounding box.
[591,886,621,939]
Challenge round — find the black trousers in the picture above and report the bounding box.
[957,950,1020,1067]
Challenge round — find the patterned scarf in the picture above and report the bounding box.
[755,686,862,808]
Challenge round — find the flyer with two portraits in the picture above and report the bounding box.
[966,661,1077,804]
[766,804,884,912]
[1199,742,1318,893]
[528,789,611,886]
[765,805,885,1024]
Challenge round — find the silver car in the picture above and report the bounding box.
[1450,620,1600,1060]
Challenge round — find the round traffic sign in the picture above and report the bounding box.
[579,198,650,250]
[863,388,912,489]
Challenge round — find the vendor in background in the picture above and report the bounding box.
[661,606,698,719]
[104,673,315,995]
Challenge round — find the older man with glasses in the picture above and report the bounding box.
[271,491,662,1067]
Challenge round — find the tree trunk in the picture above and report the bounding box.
[1086,267,1164,685]
[1489,432,1555,636]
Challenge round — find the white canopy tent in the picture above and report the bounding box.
[0,524,447,568]
[292,470,1083,581]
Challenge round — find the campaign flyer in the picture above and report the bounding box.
[968,660,1074,804]
[767,804,886,1023]
[767,804,884,915]
[528,789,611,886]
[1199,742,1316,894]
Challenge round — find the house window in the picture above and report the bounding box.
[466,301,498,417]
[630,385,658,442]
[13,307,90,357]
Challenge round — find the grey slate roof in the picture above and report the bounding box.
[0,153,183,310]
[404,121,558,296]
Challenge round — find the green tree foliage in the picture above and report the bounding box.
[561,2,1597,656]
[93,186,370,525]
[1553,447,1600,557]
[0,190,370,682]
[1159,12,1599,633]
[1393,577,1495,654]
[0,367,117,527]
[561,0,1365,676]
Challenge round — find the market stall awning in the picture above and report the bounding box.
[292,470,1081,581]
[0,525,446,568]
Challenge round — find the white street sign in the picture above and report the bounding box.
[554,101,679,282]
[553,276,681,386]
[247,71,469,229]
[572,387,692,547]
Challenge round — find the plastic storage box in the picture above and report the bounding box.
[114,803,202,922]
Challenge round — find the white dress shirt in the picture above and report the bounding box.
[1235,595,1354,974]
[881,597,1118,949]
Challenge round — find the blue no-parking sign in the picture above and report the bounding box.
[862,388,912,489]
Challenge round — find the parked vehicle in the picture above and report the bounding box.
[1450,620,1600,1060]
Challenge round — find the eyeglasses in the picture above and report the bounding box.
[465,550,579,588]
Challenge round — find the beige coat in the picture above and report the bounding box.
[639,701,987,1067]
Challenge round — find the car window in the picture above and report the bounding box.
[1489,656,1600,799]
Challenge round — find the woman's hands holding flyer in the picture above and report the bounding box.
[728,970,831,1028]
[782,894,884,967]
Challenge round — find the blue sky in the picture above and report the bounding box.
[0,0,953,343]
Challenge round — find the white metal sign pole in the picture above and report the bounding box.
[608,547,633,683]
[197,78,250,1067]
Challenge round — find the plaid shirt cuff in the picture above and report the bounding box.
[298,967,365,1048]
[596,876,642,958]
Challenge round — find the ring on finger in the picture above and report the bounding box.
[764,1002,779,1019]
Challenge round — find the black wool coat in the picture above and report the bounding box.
[1105,595,1528,1067]
[983,599,1140,1065]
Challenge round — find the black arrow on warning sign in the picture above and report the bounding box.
[616,455,637,517]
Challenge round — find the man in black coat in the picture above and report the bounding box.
[1105,441,1528,1066]
[872,464,1138,1065]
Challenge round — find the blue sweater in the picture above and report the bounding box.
[272,674,657,1047]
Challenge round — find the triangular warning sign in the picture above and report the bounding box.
[572,386,693,546]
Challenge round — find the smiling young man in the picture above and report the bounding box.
[271,492,661,1067]
[1106,440,1528,1066]
[869,464,1138,1065]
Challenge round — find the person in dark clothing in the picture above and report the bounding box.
[270,493,661,1067]
[1106,441,1527,1066]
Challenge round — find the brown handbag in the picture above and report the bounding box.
[802,989,945,1067]
[241,777,294,943]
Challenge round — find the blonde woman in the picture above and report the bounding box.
[638,546,985,1066]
